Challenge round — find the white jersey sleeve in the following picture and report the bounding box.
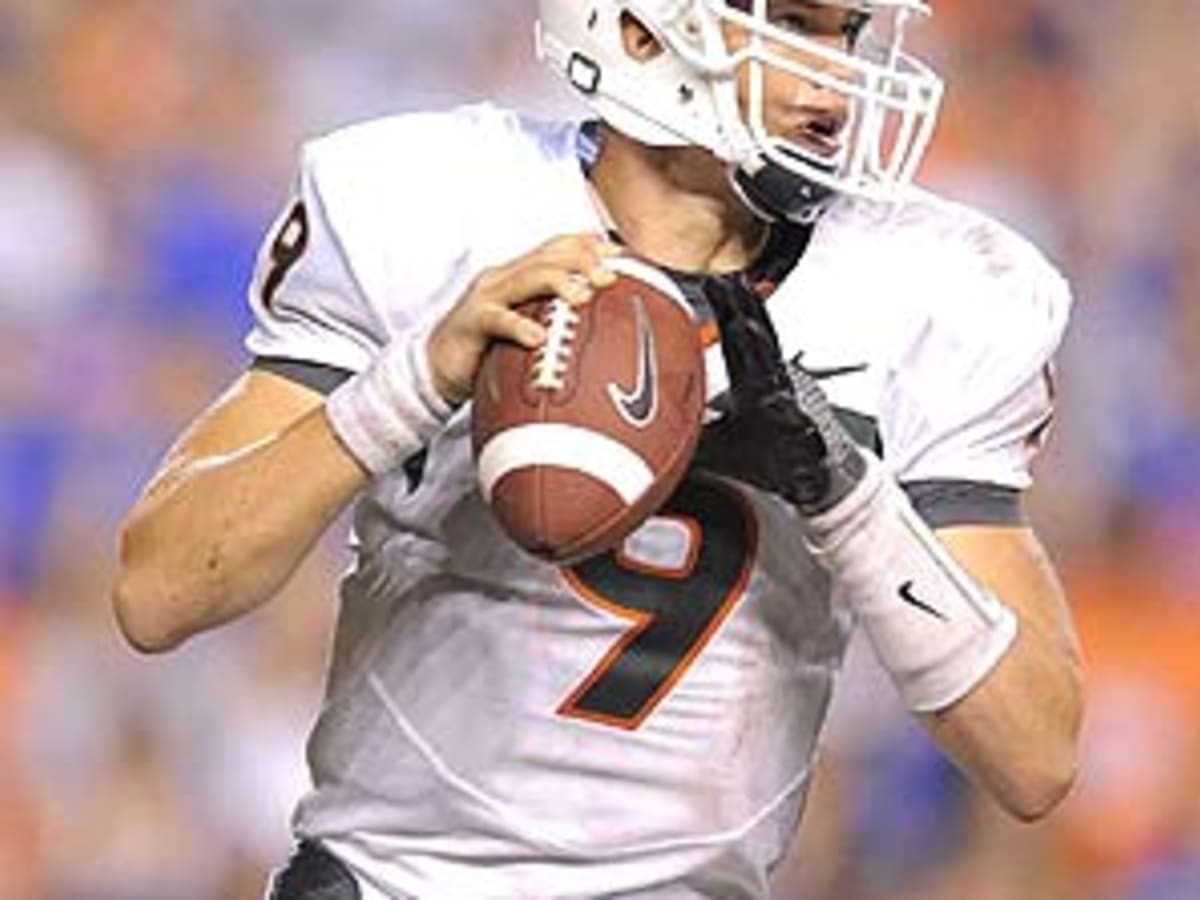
[879,202,1073,490]
[244,108,523,374]
[246,160,385,373]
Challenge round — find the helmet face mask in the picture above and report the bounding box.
[537,0,944,222]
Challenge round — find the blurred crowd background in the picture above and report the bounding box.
[0,0,1197,897]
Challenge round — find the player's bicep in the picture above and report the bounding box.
[142,369,329,504]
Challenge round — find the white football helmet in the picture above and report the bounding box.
[537,0,944,221]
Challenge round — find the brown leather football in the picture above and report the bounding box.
[471,256,705,565]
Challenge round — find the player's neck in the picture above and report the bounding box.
[588,127,768,275]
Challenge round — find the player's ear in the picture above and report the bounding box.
[619,12,664,62]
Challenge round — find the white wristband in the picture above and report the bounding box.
[325,330,454,476]
[803,457,1019,712]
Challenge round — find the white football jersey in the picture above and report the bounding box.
[245,104,1071,900]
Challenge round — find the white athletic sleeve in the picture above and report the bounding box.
[243,110,503,375]
[881,216,1073,490]
[245,161,386,374]
[243,105,597,380]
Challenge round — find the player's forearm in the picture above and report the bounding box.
[801,464,1082,821]
[917,525,1084,820]
[113,408,367,653]
[922,613,1082,821]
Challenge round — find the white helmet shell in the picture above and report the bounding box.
[536,0,944,214]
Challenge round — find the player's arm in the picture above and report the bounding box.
[703,274,1081,821]
[919,523,1082,821]
[112,234,617,653]
[916,525,1089,820]
[784,446,1080,822]
[113,370,365,652]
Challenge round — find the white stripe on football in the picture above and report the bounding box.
[476,423,655,504]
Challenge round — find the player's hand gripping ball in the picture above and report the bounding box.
[472,256,705,564]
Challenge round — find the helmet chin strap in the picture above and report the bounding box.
[729,154,838,224]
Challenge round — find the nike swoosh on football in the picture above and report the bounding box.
[607,295,658,429]
[897,580,947,621]
[791,350,869,381]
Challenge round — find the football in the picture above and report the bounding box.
[471,256,705,564]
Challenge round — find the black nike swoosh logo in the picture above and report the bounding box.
[607,295,658,428]
[898,580,947,620]
[790,350,869,381]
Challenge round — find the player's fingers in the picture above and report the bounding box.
[523,234,621,288]
[487,263,598,310]
[479,236,618,302]
[477,304,547,349]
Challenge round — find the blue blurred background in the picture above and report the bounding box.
[0,1,1197,897]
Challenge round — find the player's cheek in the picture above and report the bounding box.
[759,73,799,135]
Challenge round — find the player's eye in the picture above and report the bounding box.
[773,12,817,36]
[769,5,870,50]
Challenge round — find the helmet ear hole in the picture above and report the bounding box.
[619,11,664,61]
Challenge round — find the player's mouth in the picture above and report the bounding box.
[786,109,848,159]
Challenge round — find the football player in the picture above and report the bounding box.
[112,1,1083,898]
